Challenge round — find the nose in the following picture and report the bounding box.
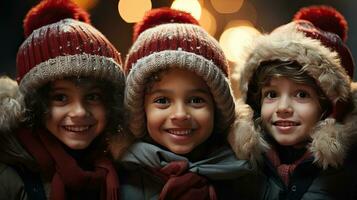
[68,101,88,117]
[276,95,293,117]
[170,102,191,121]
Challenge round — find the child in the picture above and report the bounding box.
[229,5,357,199]
[0,0,125,199]
[111,8,258,200]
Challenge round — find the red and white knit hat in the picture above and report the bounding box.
[230,5,355,168]
[16,0,124,95]
[124,8,235,138]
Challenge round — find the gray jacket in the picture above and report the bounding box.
[117,142,264,200]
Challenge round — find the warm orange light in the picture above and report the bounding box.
[171,0,202,20]
[211,0,244,14]
[118,0,152,23]
[199,8,216,36]
[219,25,260,62]
[73,0,99,10]
[225,20,253,30]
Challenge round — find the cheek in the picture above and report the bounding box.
[94,106,107,122]
[295,104,321,122]
[44,107,62,132]
[193,107,214,130]
[145,106,165,130]
[45,106,61,123]
[261,103,274,121]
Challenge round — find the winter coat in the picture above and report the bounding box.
[0,77,45,199]
[0,163,28,200]
[116,141,264,200]
[227,20,357,200]
[259,151,356,200]
[0,129,48,199]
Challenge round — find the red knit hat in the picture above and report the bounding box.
[124,8,235,138]
[293,5,355,78]
[16,0,124,94]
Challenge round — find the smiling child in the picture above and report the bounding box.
[0,0,125,199]
[113,7,255,200]
[229,5,357,199]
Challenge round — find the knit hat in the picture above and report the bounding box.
[124,8,235,138]
[16,0,124,96]
[229,5,355,169]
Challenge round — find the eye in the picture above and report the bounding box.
[264,91,278,99]
[49,93,68,106]
[296,90,310,99]
[188,97,205,104]
[86,93,102,102]
[51,93,67,102]
[154,97,170,105]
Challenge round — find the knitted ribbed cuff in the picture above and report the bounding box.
[19,53,125,94]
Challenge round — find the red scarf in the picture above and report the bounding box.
[17,128,119,200]
[151,160,217,200]
[266,148,312,186]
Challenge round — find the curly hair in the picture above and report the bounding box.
[22,77,124,140]
[246,60,333,121]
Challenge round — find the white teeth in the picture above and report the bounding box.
[275,122,298,127]
[63,126,90,132]
[167,130,192,135]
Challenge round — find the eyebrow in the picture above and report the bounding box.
[50,86,67,91]
[148,88,210,95]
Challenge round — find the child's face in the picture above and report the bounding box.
[45,80,107,150]
[144,68,214,155]
[261,77,322,147]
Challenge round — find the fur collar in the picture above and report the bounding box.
[0,77,24,132]
[228,95,357,169]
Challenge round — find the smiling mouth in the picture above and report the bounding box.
[166,129,193,136]
[273,121,300,127]
[63,125,92,132]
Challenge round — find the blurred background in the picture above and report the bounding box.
[1,0,356,80]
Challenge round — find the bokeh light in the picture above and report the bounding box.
[224,20,253,30]
[199,8,217,36]
[210,0,244,14]
[171,0,202,20]
[73,0,99,10]
[118,0,152,23]
[219,25,260,62]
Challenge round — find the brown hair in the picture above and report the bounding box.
[246,60,332,120]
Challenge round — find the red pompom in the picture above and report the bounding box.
[293,5,348,42]
[23,0,90,37]
[133,7,199,42]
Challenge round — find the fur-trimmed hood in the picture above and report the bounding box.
[0,76,24,131]
[228,21,355,169]
[0,76,37,170]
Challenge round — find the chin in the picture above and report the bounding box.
[169,147,192,155]
[66,142,90,150]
